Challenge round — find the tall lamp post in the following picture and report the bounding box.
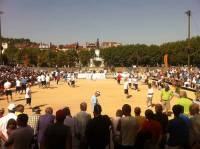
[185,10,191,66]
[0,11,3,65]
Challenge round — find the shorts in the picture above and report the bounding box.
[129,83,131,87]
[42,81,46,85]
[162,100,170,111]
[16,86,21,92]
[124,89,128,94]
[5,90,12,96]
[26,98,31,104]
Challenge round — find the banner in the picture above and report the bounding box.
[164,54,168,67]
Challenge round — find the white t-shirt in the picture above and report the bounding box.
[4,81,11,90]
[41,75,45,82]
[16,80,21,87]
[25,87,31,98]
[46,76,50,82]
[124,81,129,90]
[37,76,41,82]
[0,113,17,139]
[147,88,154,98]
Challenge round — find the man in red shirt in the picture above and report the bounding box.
[117,73,122,84]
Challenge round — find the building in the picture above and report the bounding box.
[58,43,83,52]
[101,42,121,49]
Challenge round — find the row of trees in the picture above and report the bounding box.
[1,36,200,67]
[101,36,200,67]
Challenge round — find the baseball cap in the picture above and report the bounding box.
[8,104,16,111]
[32,107,41,113]
[96,91,101,95]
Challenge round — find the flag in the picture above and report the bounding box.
[164,54,168,67]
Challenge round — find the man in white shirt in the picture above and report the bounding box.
[37,75,42,88]
[0,104,17,139]
[45,74,50,88]
[16,78,21,94]
[40,74,46,88]
[25,84,32,107]
[4,80,12,102]
[124,78,129,98]
[147,84,154,108]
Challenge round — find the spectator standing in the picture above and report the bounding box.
[176,91,193,115]
[118,104,139,149]
[189,103,200,149]
[37,107,55,149]
[74,102,91,149]
[15,104,24,116]
[166,105,190,149]
[5,114,34,149]
[111,109,122,149]
[154,104,168,149]
[44,110,72,149]
[63,107,79,149]
[0,104,17,139]
[134,107,146,129]
[86,104,111,149]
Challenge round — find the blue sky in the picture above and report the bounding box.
[0,0,200,45]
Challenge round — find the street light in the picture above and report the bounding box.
[0,11,3,65]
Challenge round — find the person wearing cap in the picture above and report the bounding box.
[160,84,173,114]
[4,79,12,102]
[86,104,111,149]
[0,104,17,141]
[44,110,72,149]
[28,107,41,135]
[91,91,101,110]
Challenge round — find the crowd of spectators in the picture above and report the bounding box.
[0,101,200,149]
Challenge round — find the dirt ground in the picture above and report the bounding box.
[0,79,196,117]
